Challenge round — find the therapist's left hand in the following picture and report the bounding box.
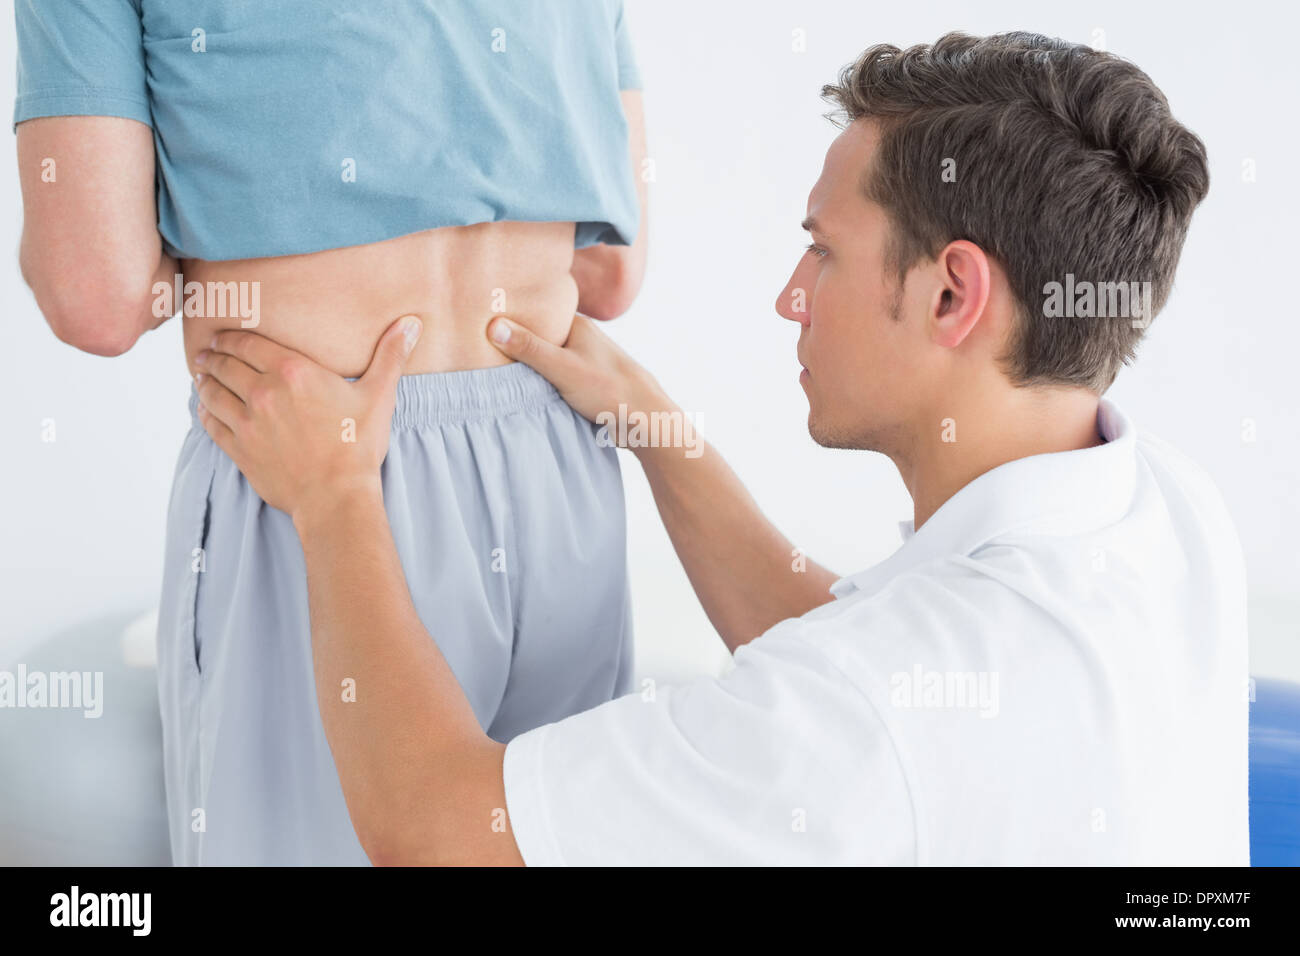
[193,315,422,527]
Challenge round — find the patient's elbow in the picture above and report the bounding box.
[583,282,638,321]
[576,248,644,321]
[24,264,149,357]
[582,265,642,321]
[48,309,143,357]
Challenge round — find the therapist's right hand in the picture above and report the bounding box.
[487,313,672,433]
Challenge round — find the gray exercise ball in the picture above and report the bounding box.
[0,609,170,865]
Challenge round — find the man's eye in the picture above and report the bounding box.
[804,243,828,258]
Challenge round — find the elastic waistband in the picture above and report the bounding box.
[188,361,564,430]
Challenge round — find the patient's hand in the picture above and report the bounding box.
[487,313,671,439]
[193,315,421,524]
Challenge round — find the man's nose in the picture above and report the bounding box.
[775,267,811,326]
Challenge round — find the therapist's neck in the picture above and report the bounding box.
[896,375,1104,531]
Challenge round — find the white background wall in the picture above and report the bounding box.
[2,0,1297,686]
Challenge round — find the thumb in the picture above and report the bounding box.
[362,315,421,394]
[487,315,574,385]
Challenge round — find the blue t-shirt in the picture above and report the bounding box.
[14,0,642,261]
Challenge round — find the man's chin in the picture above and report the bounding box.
[807,411,851,450]
[807,406,879,451]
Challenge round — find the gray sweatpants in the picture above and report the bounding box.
[154,362,633,865]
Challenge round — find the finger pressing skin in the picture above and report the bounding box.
[210,329,293,373]
[195,349,260,402]
[568,314,601,347]
[487,315,579,383]
[196,374,247,432]
[196,402,237,458]
[360,315,420,401]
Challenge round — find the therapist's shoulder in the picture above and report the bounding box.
[758,555,1032,671]
[803,554,1026,625]
[1136,428,1240,527]
[1131,425,1247,586]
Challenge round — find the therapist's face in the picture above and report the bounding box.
[775,119,930,454]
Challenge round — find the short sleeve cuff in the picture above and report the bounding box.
[576,220,634,249]
[618,64,642,91]
[503,723,568,867]
[14,90,152,131]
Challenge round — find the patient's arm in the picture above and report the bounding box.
[16,116,178,356]
[489,315,839,652]
[571,90,649,320]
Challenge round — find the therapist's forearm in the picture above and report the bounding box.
[633,422,839,652]
[292,485,521,866]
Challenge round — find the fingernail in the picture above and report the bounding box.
[401,316,422,355]
[194,350,207,366]
[490,318,512,344]
[195,372,204,384]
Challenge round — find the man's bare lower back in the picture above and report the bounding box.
[180,220,580,379]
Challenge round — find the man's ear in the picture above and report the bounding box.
[929,240,991,349]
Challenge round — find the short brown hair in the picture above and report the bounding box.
[821,32,1209,392]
